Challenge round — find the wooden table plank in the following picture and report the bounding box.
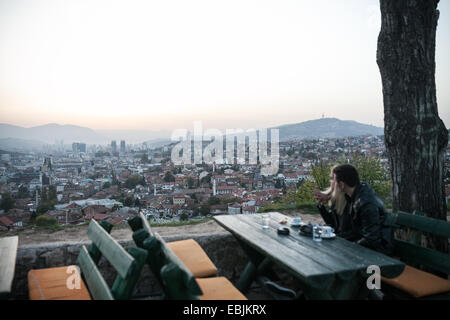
[269,212,405,278]
[238,214,362,279]
[214,213,405,293]
[0,236,19,299]
[215,215,336,289]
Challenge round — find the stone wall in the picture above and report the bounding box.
[11,232,252,299]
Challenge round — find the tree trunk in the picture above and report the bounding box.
[377,0,448,254]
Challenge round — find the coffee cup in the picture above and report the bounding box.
[292,217,302,225]
[321,226,334,237]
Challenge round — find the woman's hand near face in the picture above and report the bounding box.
[313,189,330,205]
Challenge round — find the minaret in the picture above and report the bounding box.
[213,179,216,196]
[35,189,39,208]
[213,162,215,173]
[153,184,157,196]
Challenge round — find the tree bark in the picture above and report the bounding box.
[377,0,448,254]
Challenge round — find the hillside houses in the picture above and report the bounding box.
[1,132,416,231]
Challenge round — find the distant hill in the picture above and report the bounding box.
[0,137,46,152]
[0,123,107,144]
[97,129,171,144]
[272,118,384,141]
[0,118,384,149]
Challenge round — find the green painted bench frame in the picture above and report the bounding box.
[129,212,213,299]
[128,212,154,236]
[128,213,165,285]
[145,233,203,300]
[77,219,148,300]
[128,215,203,299]
[89,220,113,264]
[384,210,450,299]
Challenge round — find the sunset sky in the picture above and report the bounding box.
[0,0,449,132]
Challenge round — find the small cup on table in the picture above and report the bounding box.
[321,226,334,238]
[313,225,322,242]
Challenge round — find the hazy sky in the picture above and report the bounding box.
[0,0,449,132]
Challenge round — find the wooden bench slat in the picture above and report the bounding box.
[139,212,153,236]
[160,262,201,300]
[393,239,450,275]
[110,247,148,300]
[143,233,203,296]
[78,246,114,300]
[88,220,113,264]
[128,212,154,236]
[87,219,135,279]
[390,211,450,238]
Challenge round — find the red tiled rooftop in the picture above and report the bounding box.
[0,216,14,226]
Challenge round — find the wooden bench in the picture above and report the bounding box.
[128,212,218,278]
[28,219,147,300]
[129,222,246,300]
[381,210,450,299]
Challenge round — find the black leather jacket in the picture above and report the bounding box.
[318,182,393,256]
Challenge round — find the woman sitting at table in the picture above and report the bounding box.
[313,165,393,256]
[313,165,351,236]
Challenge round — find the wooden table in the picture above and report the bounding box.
[214,212,405,300]
[0,236,19,299]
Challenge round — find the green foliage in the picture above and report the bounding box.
[179,212,189,221]
[40,187,48,202]
[48,186,57,202]
[200,174,211,184]
[36,186,58,215]
[164,171,175,182]
[260,155,391,213]
[192,207,200,216]
[36,201,56,215]
[0,193,15,212]
[102,182,111,189]
[337,153,391,202]
[310,161,331,191]
[287,148,294,156]
[123,197,134,207]
[275,179,283,189]
[17,185,30,199]
[208,197,221,205]
[187,177,195,189]
[200,204,210,216]
[303,152,318,160]
[35,215,58,227]
[282,179,317,206]
[172,167,182,174]
[147,166,162,173]
[221,198,241,204]
[150,217,211,227]
[124,175,145,189]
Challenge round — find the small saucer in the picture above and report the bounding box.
[321,233,336,239]
[290,223,302,227]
